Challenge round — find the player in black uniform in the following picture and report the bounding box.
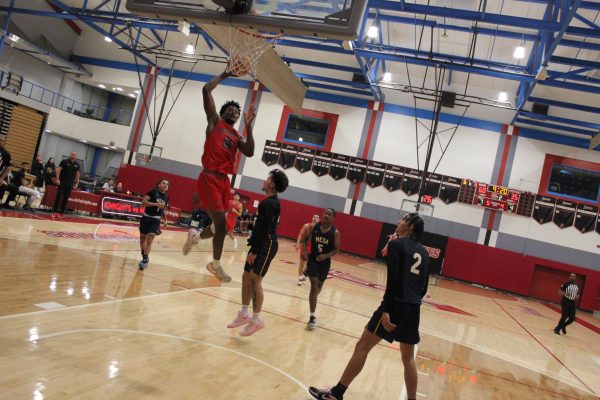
[227,169,288,337]
[138,179,169,270]
[301,208,340,330]
[309,213,429,400]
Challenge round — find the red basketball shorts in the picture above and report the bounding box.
[197,171,231,213]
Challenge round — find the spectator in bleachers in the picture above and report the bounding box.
[44,158,57,187]
[31,154,44,189]
[102,179,115,192]
[114,182,124,194]
[13,162,41,211]
[52,152,80,219]
[0,134,19,209]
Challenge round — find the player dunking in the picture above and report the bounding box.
[226,192,243,249]
[301,208,340,330]
[182,65,255,282]
[295,214,320,285]
[139,179,169,270]
[227,169,289,336]
[309,213,429,400]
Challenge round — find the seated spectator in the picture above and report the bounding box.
[102,179,115,192]
[31,154,44,189]
[0,135,18,209]
[114,182,124,193]
[44,157,57,187]
[13,162,42,211]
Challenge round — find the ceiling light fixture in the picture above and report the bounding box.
[98,84,106,89]
[185,44,195,54]
[513,45,525,59]
[498,91,508,102]
[382,72,392,82]
[367,26,378,39]
[104,36,113,43]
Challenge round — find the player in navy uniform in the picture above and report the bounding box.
[226,169,288,336]
[554,273,580,335]
[138,179,169,270]
[301,208,340,330]
[309,213,429,400]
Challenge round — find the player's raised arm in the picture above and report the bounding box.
[202,69,233,135]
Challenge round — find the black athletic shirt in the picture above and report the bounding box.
[58,159,80,186]
[309,223,337,266]
[248,195,280,254]
[383,237,430,311]
[144,188,169,218]
[0,147,11,179]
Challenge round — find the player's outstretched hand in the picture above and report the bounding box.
[244,106,256,126]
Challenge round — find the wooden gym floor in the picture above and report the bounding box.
[0,211,599,400]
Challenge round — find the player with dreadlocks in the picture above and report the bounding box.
[183,64,255,283]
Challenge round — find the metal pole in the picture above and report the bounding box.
[151,61,175,156]
[0,0,16,59]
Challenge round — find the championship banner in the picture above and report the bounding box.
[278,143,299,169]
[295,146,315,173]
[346,157,368,184]
[261,140,281,166]
[574,204,598,233]
[366,161,386,188]
[329,153,350,180]
[439,176,461,204]
[383,164,403,192]
[312,150,332,177]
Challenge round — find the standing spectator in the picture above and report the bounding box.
[0,134,19,209]
[52,152,80,219]
[13,162,41,211]
[102,179,115,192]
[554,273,580,335]
[31,154,44,189]
[44,158,57,187]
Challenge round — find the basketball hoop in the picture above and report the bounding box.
[226,27,283,78]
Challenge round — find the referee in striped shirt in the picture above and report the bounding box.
[554,273,580,335]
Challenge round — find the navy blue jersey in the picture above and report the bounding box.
[309,223,337,265]
[144,188,169,217]
[383,237,430,310]
[248,195,280,254]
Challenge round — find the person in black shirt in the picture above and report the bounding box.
[138,179,170,270]
[554,273,580,335]
[309,213,429,400]
[31,154,44,189]
[52,152,81,218]
[13,162,41,210]
[43,158,57,187]
[0,135,19,209]
[301,208,340,330]
[226,169,288,337]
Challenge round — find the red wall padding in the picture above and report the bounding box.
[443,238,600,311]
[119,165,600,310]
[529,266,571,304]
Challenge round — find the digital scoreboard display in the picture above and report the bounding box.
[473,183,520,213]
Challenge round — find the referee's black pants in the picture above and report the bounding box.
[556,298,576,330]
[53,184,73,213]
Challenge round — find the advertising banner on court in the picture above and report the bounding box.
[376,222,448,275]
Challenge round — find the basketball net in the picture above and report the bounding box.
[226,28,283,78]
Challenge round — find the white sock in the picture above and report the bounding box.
[310,312,316,318]
[212,259,221,269]
[252,312,260,321]
[241,305,249,314]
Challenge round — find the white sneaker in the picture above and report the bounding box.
[306,317,317,330]
[206,261,232,283]
[239,318,265,336]
[182,228,202,255]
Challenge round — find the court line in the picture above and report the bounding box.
[492,299,597,396]
[36,328,309,393]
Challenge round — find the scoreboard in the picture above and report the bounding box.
[473,183,520,213]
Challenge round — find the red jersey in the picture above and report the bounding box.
[201,119,243,174]
[227,200,241,220]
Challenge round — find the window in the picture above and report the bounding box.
[283,114,329,147]
[276,105,338,151]
[547,164,600,202]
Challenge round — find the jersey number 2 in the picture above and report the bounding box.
[410,253,422,275]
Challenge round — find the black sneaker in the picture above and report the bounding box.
[138,257,149,270]
[561,327,566,334]
[308,387,342,400]
[553,328,560,335]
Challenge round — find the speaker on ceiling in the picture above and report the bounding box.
[441,91,456,108]
[532,103,549,115]
[352,73,369,85]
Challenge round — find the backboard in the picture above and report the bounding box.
[399,199,434,224]
[135,143,162,166]
[125,0,368,40]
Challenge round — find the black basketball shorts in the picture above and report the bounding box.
[244,236,278,277]
[366,301,421,345]
[305,258,331,281]
[139,216,161,235]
